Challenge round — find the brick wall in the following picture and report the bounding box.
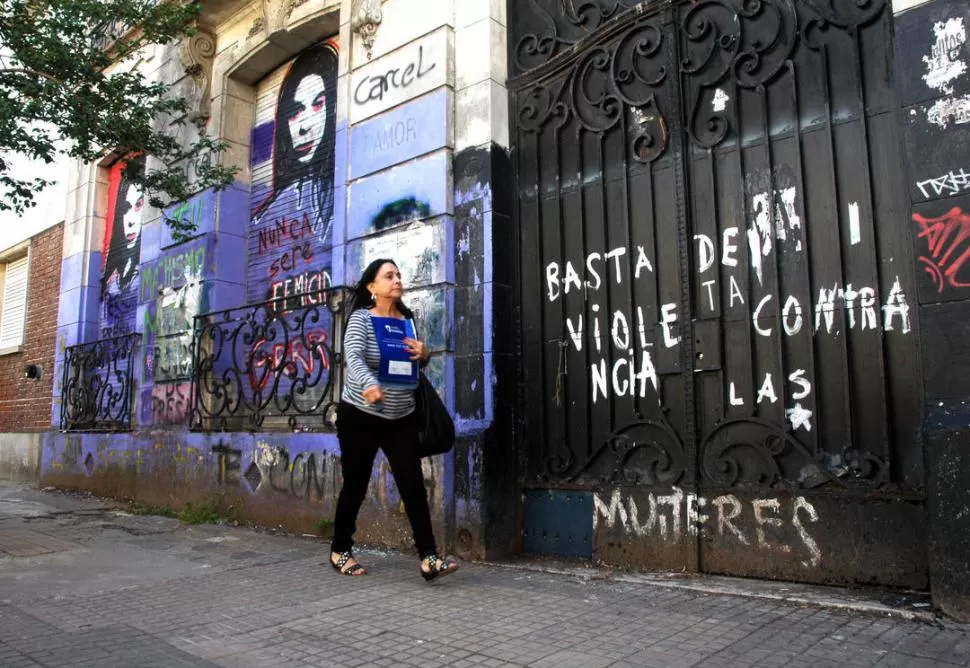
[0,223,64,431]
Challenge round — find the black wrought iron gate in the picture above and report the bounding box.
[510,0,928,588]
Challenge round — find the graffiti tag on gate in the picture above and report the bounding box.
[913,207,970,293]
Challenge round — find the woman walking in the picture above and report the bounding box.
[329,258,459,581]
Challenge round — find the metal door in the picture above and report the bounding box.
[510,0,927,587]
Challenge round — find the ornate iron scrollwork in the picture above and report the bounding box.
[679,0,888,148]
[802,0,888,49]
[543,419,686,485]
[61,334,141,432]
[191,287,351,432]
[700,417,890,490]
[513,0,648,74]
[516,16,670,162]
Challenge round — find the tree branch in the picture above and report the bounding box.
[0,66,64,84]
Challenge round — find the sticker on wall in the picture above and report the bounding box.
[923,16,968,95]
[248,38,340,311]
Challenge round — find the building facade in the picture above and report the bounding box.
[0,148,68,482]
[34,0,970,620]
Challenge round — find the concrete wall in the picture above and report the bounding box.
[46,0,510,557]
[893,0,970,621]
[0,433,41,482]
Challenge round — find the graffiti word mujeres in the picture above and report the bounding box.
[594,488,821,568]
[354,45,436,105]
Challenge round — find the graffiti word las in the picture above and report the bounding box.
[913,207,970,293]
[729,369,813,432]
[594,488,821,568]
[354,45,435,105]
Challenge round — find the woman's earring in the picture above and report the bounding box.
[370,293,376,302]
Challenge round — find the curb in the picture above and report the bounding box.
[479,560,939,624]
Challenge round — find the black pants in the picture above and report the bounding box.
[330,401,437,558]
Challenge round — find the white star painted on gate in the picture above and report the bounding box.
[786,403,813,432]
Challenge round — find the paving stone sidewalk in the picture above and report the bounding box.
[0,482,966,668]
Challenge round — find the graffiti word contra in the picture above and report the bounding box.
[594,488,821,568]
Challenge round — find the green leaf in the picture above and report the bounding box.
[0,0,237,236]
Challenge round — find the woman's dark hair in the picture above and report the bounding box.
[101,155,144,297]
[350,258,414,319]
[253,41,338,236]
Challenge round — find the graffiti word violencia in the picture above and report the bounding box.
[917,168,970,200]
[594,488,821,568]
[354,45,436,105]
[913,207,970,293]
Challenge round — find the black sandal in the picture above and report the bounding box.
[420,554,459,582]
[330,551,366,576]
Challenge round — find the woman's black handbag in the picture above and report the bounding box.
[415,372,455,457]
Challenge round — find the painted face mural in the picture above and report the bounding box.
[122,184,144,249]
[288,74,327,164]
[100,156,144,338]
[249,39,339,313]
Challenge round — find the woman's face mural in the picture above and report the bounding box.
[248,39,339,309]
[287,74,327,165]
[122,184,144,250]
[99,156,144,337]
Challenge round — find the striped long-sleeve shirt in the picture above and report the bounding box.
[341,309,417,419]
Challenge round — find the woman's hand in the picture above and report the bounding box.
[362,385,385,404]
[404,337,430,362]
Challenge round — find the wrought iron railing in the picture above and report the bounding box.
[60,333,142,432]
[190,287,351,432]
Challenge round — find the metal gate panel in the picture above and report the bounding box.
[510,0,926,587]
